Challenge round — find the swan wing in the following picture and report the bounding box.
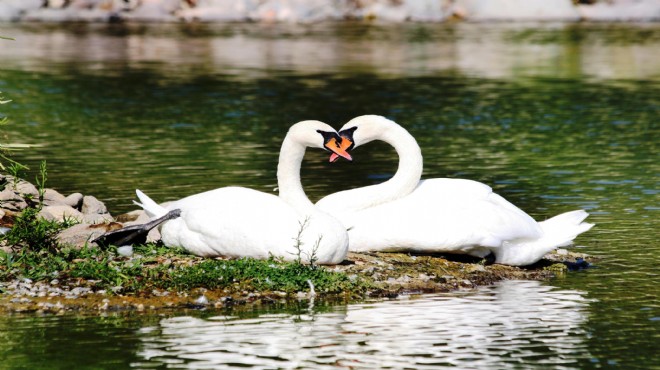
[346,178,541,253]
[161,187,347,263]
[161,187,298,258]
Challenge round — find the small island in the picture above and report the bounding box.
[0,173,592,314]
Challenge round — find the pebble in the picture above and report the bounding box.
[195,295,209,305]
[1,0,656,23]
[117,246,134,257]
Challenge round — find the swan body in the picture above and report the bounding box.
[317,115,593,266]
[135,120,351,265]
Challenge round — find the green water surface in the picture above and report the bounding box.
[0,22,658,369]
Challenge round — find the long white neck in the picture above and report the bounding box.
[277,135,315,213]
[316,122,423,215]
[375,124,423,204]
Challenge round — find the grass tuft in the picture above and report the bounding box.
[0,243,367,296]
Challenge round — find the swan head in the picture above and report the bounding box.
[288,120,353,161]
[328,115,398,162]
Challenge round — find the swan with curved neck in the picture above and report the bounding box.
[135,120,352,265]
[316,115,593,266]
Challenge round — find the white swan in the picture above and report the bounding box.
[135,120,352,265]
[316,115,593,266]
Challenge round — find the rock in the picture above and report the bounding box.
[115,210,144,223]
[43,188,67,206]
[56,223,122,248]
[178,0,255,22]
[405,0,452,22]
[351,0,451,22]
[195,295,209,305]
[578,0,660,21]
[10,180,39,198]
[125,0,180,21]
[134,210,151,223]
[39,205,84,223]
[75,201,117,226]
[82,213,114,224]
[356,1,408,22]
[0,188,28,211]
[117,245,134,257]
[64,193,84,209]
[250,0,342,23]
[82,195,108,215]
[0,0,42,21]
[0,188,20,202]
[454,0,580,21]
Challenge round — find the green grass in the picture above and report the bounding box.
[0,239,367,296]
[0,207,364,295]
[1,207,72,253]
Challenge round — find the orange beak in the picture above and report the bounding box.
[325,137,353,162]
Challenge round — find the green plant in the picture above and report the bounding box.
[289,217,321,266]
[5,162,28,186]
[0,242,367,296]
[0,206,67,253]
[35,160,47,204]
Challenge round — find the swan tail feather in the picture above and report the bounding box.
[496,210,594,266]
[134,189,168,219]
[539,210,594,247]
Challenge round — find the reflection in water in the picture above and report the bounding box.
[0,22,658,369]
[1,23,658,81]
[136,281,591,369]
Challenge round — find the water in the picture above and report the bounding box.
[0,22,658,369]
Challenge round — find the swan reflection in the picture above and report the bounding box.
[135,280,592,369]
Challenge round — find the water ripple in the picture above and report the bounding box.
[136,281,591,369]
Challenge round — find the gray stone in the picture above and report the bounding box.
[115,209,144,223]
[117,246,134,257]
[0,188,21,202]
[82,213,114,224]
[38,209,56,222]
[578,0,660,21]
[39,205,84,223]
[63,192,84,209]
[82,195,107,215]
[0,189,28,211]
[55,223,108,248]
[11,180,39,198]
[454,0,580,21]
[134,210,151,223]
[43,188,67,206]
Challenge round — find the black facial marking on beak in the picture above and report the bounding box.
[338,126,358,151]
[316,129,342,151]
